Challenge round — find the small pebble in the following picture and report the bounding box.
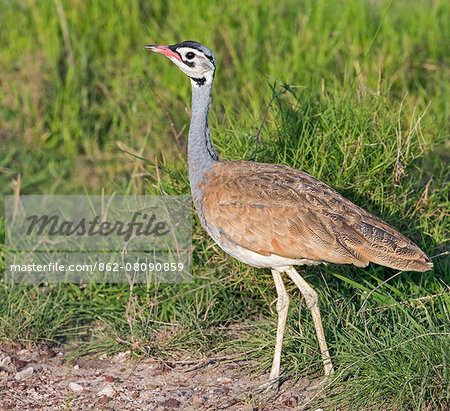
[217,377,232,384]
[15,366,33,381]
[115,351,130,360]
[0,355,11,367]
[16,349,29,356]
[97,383,115,397]
[69,382,84,393]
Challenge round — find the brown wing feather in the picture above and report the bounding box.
[202,161,432,272]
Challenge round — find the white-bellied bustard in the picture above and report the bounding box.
[145,41,433,388]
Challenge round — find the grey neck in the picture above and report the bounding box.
[188,77,219,194]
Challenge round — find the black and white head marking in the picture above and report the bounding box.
[146,41,216,87]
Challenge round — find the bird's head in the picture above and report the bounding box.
[145,41,216,86]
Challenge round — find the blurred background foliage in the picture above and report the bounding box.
[0,0,447,195]
[0,0,448,408]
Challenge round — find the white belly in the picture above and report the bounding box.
[204,223,324,270]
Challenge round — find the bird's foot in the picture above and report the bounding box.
[257,376,281,393]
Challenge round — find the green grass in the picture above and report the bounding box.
[1,0,449,409]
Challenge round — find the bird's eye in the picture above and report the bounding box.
[185,52,195,60]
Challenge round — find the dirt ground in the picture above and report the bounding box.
[0,344,326,410]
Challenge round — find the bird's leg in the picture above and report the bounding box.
[269,269,290,382]
[260,269,290,391]
[285,267,334,376]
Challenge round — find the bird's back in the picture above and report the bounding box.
[200,161,432,272]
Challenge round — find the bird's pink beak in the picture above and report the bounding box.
[145,45,181,61]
